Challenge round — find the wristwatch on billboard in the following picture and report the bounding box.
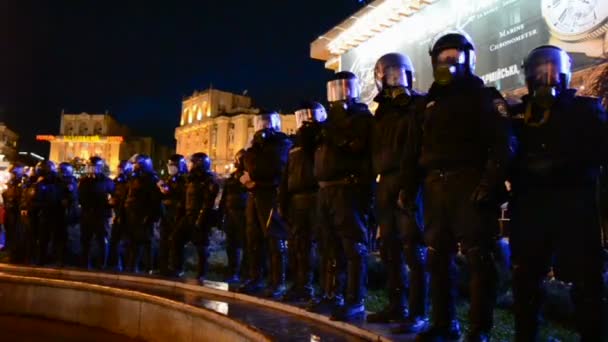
[542,0,608,58]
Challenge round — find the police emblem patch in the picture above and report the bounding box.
[493,99,509,117]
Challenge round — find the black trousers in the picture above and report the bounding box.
[170,214,210,277]
[288,193,317,292]
[80,213,109,269]
[4,210,21,262]
[245,189,287,286]
[376,172,427,316]
[510,185,605,342]
[317,184,369,304]
[124,212,154,273]
[422,168,497,333]
[224,206,246,277]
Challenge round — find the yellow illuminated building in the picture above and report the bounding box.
[175,88,296,174]
[38,112,161,174]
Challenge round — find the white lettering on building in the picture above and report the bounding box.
[481,64,521,84]
[490,29,538,51]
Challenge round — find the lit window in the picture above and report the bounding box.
[197,108,203,120]
[188,110,193,124]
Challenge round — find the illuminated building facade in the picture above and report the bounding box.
[311,0,608,104]
[0,123,19,162]
[175,88,296,174]
[38,112,165,174]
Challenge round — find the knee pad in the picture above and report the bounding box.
[426,246,446,273]
[465,247,494,273]
[344,241,368,262]
[403,244,426,268]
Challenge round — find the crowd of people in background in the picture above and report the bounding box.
[1,30,607,341]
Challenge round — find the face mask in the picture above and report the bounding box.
[328,101,349,120]
[167,165,178,176]
[434,64,460,86]
[532,85,558,109]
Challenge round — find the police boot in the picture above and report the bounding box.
[467,248,496,338]
[393,245,429,333]
[264,241,287,299]
[237,246,264,294]
[511,264,543,342]
[466,332,490,342]
[330,243,367,321]
[415,320,462,342]
[225,248,242,284]
[196,246,209,284]
[366,288,408,323]
[307,258,342,313]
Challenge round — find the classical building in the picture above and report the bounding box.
[311,0,608,105]
[38,112,169,174]
[175,88,296,174]
[0,123,19,162]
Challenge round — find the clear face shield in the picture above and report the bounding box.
[295,107,327,129]
[525,47,571,108]
[375,65,409,91]
[254,113,281,131]
[167,162,179,176]
[327,78,361,103]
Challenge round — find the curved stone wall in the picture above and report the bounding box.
[0,273,269,342]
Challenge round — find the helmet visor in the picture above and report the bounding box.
[327,78,360,103]
[525,48,571,87]
[376,66,409,88]
[254,113,281,131]
[436,48,466,65]
[295,108,327,128]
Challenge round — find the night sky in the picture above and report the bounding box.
[0,0,363,155]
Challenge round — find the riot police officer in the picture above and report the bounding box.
[158,154,187,276]
[108,160,133,270]
[367,53,428,332]
[399,32,512,341]
[219,149,248,284]
[78,157,114,269]
[170,152,219,283]
[238,110,292,298]
[2,163,26,263]
[278,101,326,302]
[22,160,63,265]
[124,154,162,273]
[58,162,79,266]
[509,46,606,341]
[311,71,374,321]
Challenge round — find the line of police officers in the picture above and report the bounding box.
[1,31,605,341]
[235,32,605,341]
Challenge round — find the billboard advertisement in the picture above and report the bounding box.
[341,0,608,104]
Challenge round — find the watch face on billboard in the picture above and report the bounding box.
[542,0,608,41]
[340,0,608,104]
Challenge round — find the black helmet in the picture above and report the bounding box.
[234,149,246,170]
[35,160,56,177]
[190,152,211,173]
[168,154,187,175]
[429,31,476,85]
[118,160,133,176]
[327,71,361,103]
[87,156,105,175]
[131,154,154,173]
[253,109,281,131]
[374,53,414,91]
[9,162,25,176]
[58,162,74,178]
[523,45,571,91]
[294,101,327,129]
